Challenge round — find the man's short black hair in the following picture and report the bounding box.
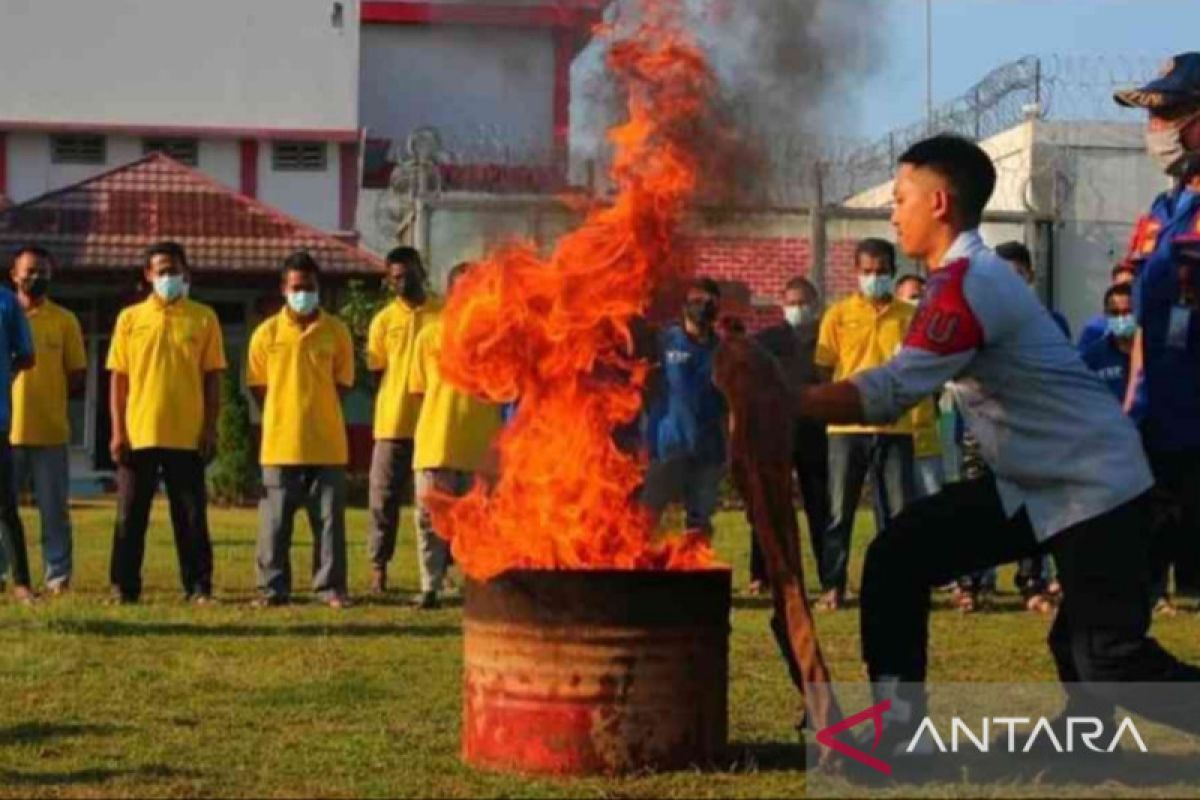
[995,241,1033,271]
[689,277,721,298]
[282,250,322,278]
[855,238,897,272]
[1104,284,1133,310]
[895,273,926,290]
[145,240,188,269]
[11,245,53,269]
[784,276,818,300]
[386,246,424,270]
[899,134,997,229]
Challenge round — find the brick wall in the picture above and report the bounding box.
[682,235,865,330]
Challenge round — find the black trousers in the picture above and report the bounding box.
[110,448,213,600]
[0,436,31,588]
[750,419,829,584]
[1147,449,1200,600]
[861,477,1200,733]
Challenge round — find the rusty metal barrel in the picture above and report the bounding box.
[462,569,731,775]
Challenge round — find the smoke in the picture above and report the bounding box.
[573,0,887,204]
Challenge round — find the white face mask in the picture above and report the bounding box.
[1147,110,1200,176]
[783,305,814,327]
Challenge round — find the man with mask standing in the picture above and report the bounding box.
[108,241,225,604]
[813,239,918,611]
[750,276,828,594]
[248,251,354,608]
[1081,284,1138,404]
[1115,55,1200,611]
[10,247,86,595]
[364,247,440,595]
[643,278,727,538]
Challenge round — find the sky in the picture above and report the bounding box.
[848,0,1200,139]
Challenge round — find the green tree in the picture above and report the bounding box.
[338,279,389,389]
[208,366,260,506]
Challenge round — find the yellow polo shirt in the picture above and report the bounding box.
[410,321,501,472]
[248,310,355,466]
[12,300,87,446]
[366,295,442,440]
[106,296,226,451]
[815,294,916,436]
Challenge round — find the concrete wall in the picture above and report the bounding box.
[0,0,359,132]
[257,140,342,231]
[359,24,556,161]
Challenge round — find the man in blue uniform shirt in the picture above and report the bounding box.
[1078,261,1138,351]
[642,278,727,537]
[1116,52,1200,606]
[1080,284,1136,403]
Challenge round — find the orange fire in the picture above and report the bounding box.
[431,0,720,581]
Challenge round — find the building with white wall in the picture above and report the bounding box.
[0,0,362,232]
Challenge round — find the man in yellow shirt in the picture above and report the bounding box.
[9,247,86,595]
[409,262,501,609]
[107,241,226,604]
[248,251,355,609]
[813,238,918,610]
[365,247,440,594]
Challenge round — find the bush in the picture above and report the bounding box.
[208,368,260,507]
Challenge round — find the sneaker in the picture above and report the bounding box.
[368,567,387,596]
[11,585,37,606]
[250,595,288,608]
[413,590,441,610]
[46,579,69,597]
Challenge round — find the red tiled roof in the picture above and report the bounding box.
[0,153,385,275]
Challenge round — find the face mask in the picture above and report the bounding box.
[685,298,718,328]
[1107,313,1137,340]
[287,290,320,316]
[1147,111,1200,176]
[858,274,894,301]
[22,276,48,299]
[153,274,185,302]
[783,305,814,327]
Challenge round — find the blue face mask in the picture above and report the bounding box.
[1107,313,1137,340]
[153,274,185,302]
[858,274,894,301]
[287,290,320,316]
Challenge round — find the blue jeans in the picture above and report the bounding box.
[11,445,72,587]
[820,433,916,594]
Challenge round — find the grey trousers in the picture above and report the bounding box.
[415,469,472,593]
[367,439,414,569]
[256,466,347,600]
[10,445,72,587]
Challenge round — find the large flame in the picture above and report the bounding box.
[431,0,719,581]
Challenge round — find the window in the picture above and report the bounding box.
[272,141,327,172]
[142,137,199,166]
[50,134,106,165]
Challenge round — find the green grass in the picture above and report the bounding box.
[1,501,1198,798]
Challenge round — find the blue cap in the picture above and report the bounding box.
[1115,53,1200,109]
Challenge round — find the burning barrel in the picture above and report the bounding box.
[462,569,731,775]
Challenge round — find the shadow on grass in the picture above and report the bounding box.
[44,619,460,639]
[0,722,124,746]
[0,764,199,787]
[726,740,806,773]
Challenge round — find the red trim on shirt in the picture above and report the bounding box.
[905,258,984,355]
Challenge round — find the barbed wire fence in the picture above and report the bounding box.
[756,53,1164,206]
